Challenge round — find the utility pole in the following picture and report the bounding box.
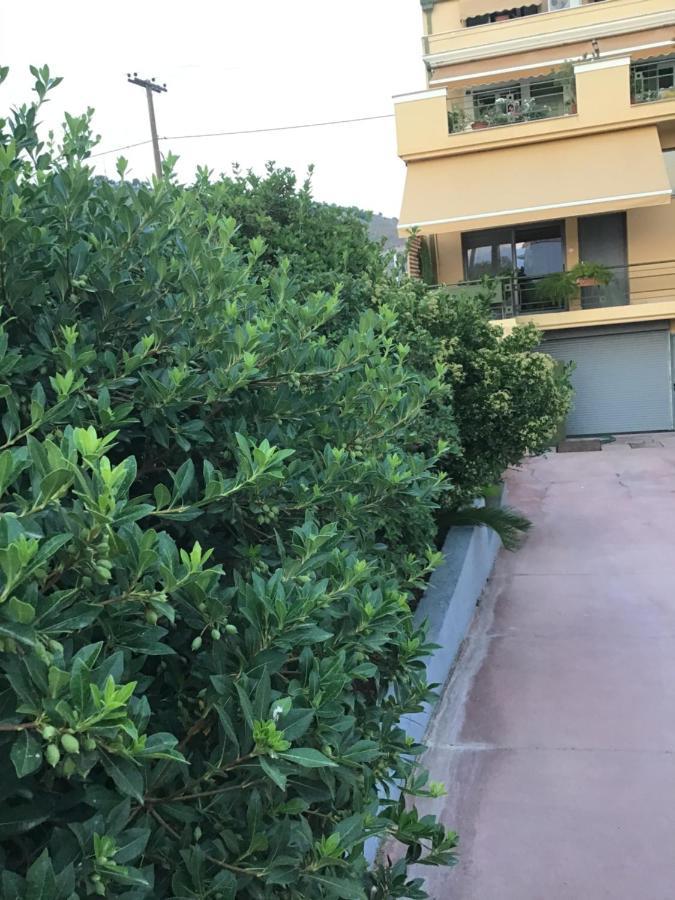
[127,73,167,180]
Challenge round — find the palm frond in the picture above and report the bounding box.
[445,504,532,551]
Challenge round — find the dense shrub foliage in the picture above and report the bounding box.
[192,163,393,332]
[0,68,458,898]
[0,66,571,898]
[373,280,572,505]
[194,166,571,508]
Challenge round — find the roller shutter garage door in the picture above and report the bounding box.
[543,324,674,435]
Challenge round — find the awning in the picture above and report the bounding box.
[398,127,672,236]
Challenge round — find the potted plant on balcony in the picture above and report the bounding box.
[533,262,614,308]
[485,98,510,126]
[448,107,468,133]
[570,261,612,287]
[534,272,578,310]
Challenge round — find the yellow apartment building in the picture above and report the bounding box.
[395,0,675,435]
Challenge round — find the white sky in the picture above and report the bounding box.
[0,1,426,217]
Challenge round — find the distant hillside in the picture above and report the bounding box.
[367,214,406,252]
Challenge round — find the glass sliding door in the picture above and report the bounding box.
[462,220,565,315]
[514,222,565,312]
[577,212,628,308]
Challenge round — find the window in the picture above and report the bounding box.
[631,57,675,102]
[463,222,564,280]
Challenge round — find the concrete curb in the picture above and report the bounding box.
[366,502,503,863]
[401,509,502,745]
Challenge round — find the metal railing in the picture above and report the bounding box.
[444,261,675,319]
[447,76,576,133]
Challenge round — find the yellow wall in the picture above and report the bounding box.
[627,201,675,303]
[436,232,464,282]
[427,0,461,34]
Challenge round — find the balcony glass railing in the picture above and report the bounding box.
[463,0,605,28]
[447,261,675,319]
[447,74,576,133]
[630,56,675,104]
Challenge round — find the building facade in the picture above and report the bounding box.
[395,0,675,435]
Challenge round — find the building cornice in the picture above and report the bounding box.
[424,9,675,68]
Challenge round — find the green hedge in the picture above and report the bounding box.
[0,67,458,899]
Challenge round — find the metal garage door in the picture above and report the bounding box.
[544,326,673,435]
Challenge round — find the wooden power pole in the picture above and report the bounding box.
[127,73,167,179]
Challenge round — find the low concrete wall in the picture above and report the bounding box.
[365,510,502,862]
[401,514,502,745]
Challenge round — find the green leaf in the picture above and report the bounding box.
[259,756,287,790]
[114,827,151,864]
[37,468,73,502]
[100,752,144,802]
[10,729,42,777]
[0,620,36,647]
[0,799,54,840]
[235,683,255,729]
[69,656,92,713]
[7,596,36,624]
[302,872,365,899]
[172,459,195,499]
[278,748,337,768]
[280,709,314,741]
[25,849,57,900]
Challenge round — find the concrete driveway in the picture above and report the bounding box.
[415,434,675,900]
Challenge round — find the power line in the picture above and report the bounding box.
[91,138,153,158]
[91,112,395,159]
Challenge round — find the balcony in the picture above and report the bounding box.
[631,54,675,104]
[447,72,576,133]
[463,0,603,30]
[454,260,675,320]
[395,56,675,162]
[422,0,675,69]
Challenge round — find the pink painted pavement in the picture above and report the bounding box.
[413,434,675,899]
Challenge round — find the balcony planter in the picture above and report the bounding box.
[472,120,489,129]
[494,13,510,21]
[571,262,613,287]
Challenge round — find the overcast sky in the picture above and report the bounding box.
[0,1,426,217]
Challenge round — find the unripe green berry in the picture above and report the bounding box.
[61,733,80,755]
[41,725,58,741]
[211,629,221,641]
[193,826,202,840]
[62,757,77,777]
[145,609,158,625]
[191,636,202,651]
[225,623,237,635]
[45,744,60,767]
[198,601,207,612]
[83,737,97,752]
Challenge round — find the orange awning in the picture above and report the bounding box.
[398,126,672,236]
